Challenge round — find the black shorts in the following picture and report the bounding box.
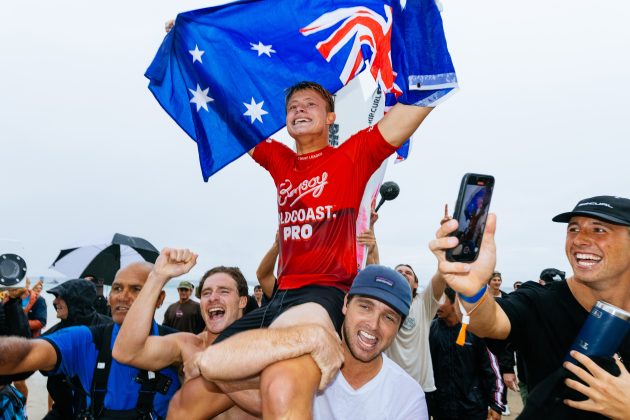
[214,285,345,344]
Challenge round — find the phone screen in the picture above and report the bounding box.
[447,174,494,262]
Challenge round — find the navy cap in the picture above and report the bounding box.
[552,196,630,227]
[349,265,411,317]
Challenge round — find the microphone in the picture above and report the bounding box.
[375,181,400,212]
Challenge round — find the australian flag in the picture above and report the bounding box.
[146,0,457,180]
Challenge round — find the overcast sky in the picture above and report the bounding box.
[2,0,628,289]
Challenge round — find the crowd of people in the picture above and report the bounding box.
[2,80,630,420]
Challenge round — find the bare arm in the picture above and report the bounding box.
[428,214,511,339]
[0,337,57,374]
[113,248,198,369]
[357,229,379,265]
[358,208,379,265]
[429,272,446,302]
[185,324,343,390]
[377,103,433,148]
[167,377,238,420]
[255,233,279,298]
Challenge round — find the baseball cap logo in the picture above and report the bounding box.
[578,201,613,209]
[375,276,394,287]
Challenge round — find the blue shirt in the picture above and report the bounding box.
[41,322,180,417]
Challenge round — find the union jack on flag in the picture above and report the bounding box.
[146,0,457,180]
[301,6,401,97]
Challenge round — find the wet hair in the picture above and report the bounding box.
[444,287,456,304]
[285,81,335,112]
[196,266,249,299]
[395,264,418,298]
[395,264,418,284]
[488,271,502,283]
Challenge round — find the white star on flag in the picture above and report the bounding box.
[243,98,268,123]
[250,41,276,57]
[189,45,205,63]
[189,84,214,112]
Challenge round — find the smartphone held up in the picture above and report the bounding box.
[445,173,494,263]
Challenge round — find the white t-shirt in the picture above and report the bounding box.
[313,354,428,420]
[384,284,442,391]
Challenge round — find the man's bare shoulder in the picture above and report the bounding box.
[172,330,205,347]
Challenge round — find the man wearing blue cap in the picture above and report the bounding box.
[430,195,630,418]
[167,264,428,419]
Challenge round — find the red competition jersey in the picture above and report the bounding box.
[253,125,397,292]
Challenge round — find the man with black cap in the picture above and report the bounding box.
[430,195,630,418]
[167,264,427,419]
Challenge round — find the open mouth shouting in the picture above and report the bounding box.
[357,329,378,350]
[292,118,311,127]
[207,306,226,321]
[574,252,602,269]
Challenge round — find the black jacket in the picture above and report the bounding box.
[0,297,32,385]
[46,280,112,334]
[428,318,505,418]
[43,279,113,420]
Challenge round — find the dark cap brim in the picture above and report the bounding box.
[552,211,630,226]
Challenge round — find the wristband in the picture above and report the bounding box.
[458,285,487,304]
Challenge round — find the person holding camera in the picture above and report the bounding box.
[429,195,630,418]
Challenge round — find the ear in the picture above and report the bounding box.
[326,111,336,125]
[156,291,166,309]
[239,295,248,309]
[342,294,349,316]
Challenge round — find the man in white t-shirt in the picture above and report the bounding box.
[385,264,445,392]
[313,264,427,419]
[171,264,428,419]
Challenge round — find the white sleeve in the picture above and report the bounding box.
[419,281,443,321]
[396,392,429,420]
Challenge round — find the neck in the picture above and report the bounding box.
[179,298,189,304]
[443,313,459,328]
[340,346,383,390]
[567,276,630,312]
[199,330,217,347]
[295,135,328,155]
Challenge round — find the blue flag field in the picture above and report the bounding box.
[146,0,457,180]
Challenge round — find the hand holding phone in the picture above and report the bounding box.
[445,173,494,263]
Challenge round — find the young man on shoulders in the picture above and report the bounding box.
[203,80,435,418]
